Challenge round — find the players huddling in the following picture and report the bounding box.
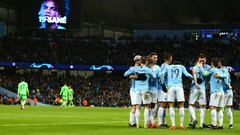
[125,53,234,130]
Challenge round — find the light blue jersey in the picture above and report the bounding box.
[191,64,211,90]
[206,68,227,93]
[124,66,136,92]
[219,67,232,93]
[125,66,156,91]
[159,63,169,90]
[149,65,161,92]
[159,65,193,88]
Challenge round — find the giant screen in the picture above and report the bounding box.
[22,0,80,30]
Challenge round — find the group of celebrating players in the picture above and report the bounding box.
[124,53,234,130]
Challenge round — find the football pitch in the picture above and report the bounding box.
[0,105,239,135]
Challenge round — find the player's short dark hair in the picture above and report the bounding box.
[164,53,172,61]
[211,58,219,67]
[146,55,151,59]
[141,56,147,65]
[149,52,158,57]
[147,58,155,65]
[43,0,59,8]
[218,58,225,65]
[198,53,206,58]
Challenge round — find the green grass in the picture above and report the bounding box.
[0,105,239,135]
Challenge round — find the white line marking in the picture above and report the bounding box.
[0,114,97,118]
[0,121,127,127]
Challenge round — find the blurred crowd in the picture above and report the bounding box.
[0,35,240,108]
[0,71,129,107]
[0,35,239,66]
[0,71,240,109]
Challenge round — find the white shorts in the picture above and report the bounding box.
[167,86,185,102]
[135,91,151,105]
[158,90,168,102]
[189,89,206,105]
[130,90,137,105]
[150,91,158,104]
[224,90,233,106]
[209,92,224,107]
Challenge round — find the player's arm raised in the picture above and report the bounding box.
[182,66,193,79]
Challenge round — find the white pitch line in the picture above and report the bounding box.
[0,114,97,118]
[0,121,127,127]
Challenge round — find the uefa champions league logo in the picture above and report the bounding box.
[90,65,114,70]
[226,66,235,72]
[30,63,54,69]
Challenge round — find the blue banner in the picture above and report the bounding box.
[0,61,129,71]
[0,61,238,72]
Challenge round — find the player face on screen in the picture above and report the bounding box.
[42,0,59,18]
[38,0,66,29]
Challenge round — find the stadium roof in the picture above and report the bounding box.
[3,0,240,29]
[83,0,240,24]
